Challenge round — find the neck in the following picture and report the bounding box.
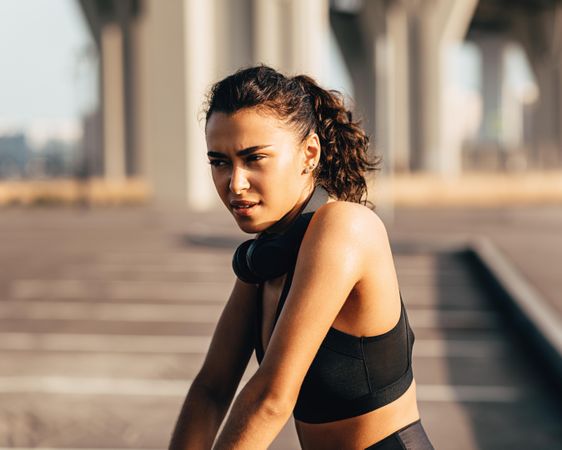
[261,184,316,237]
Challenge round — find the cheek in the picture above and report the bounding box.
[211,170,229,196]
[274,150,301,176]
[210,170,221,188]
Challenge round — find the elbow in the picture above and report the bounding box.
[249,375,296,420]
[258,391,294,419]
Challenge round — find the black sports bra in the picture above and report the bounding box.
[254,251,416,424]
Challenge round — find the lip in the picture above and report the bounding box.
[230,200,259,207]
[230,200,260,217]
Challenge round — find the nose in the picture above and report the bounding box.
[229,164,250,194]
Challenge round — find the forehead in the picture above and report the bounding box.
[205,108,296,148]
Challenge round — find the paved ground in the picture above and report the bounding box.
[387,204,562,318]
[0,205,560,449]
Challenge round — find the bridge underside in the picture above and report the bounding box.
[79,0,562,209]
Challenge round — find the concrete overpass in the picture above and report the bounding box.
[79,0,562,210]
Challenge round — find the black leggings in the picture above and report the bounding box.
[364,419,435,450]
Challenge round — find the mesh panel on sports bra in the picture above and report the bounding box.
[254,265,416,424]
[292,299,414,423]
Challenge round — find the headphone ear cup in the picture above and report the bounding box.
[232,186,329,284]
[232,235,294,283]
[249,238,293,280]
[232,239,259,284]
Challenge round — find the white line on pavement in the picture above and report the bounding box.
[0,301,500,329]
[416,384,524,402]
[61,263,229,275]
[0,301,224,322]
[3,294,498,328]
[0,332,508,357]
[409,309,498,328]
[0,448,161,450]
[11,279,232,301]
[413,339,509,357]
[0,333,211,353]
[0,376,192,396]
[0,376,526,402]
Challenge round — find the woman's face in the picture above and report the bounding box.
[205,108,317,234]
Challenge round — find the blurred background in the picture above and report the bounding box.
[1,0,561,208]
[0,0,561,448]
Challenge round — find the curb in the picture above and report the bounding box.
[466,235,562,392]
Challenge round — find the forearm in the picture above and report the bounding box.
[169,383,229,450]
[212,382,292,450]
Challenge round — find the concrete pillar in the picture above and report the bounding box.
[512,3,562,169]
[130,8,147,179]
[501,45,526,161]
[215,0,253,77]
[369,3,391,177]
[354,0,476,176]
[135,0,187,206]
[411,0,477,176]
[355,0,411,174]
[100,23,126,181]
[254,0,330,78]
[350,1,394,221]
[532,63,562,167]
[475,35,504,144]
[330,5,376,159]
[116,0,138,178]
[133,0,217,210]
[184,0,217,210]
[253,0,283,68]
[289,0,330,80]
[386,2,411,173]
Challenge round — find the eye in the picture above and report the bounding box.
[246,154,266,163]
[208,159,228,167]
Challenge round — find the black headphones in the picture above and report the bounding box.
[232,185,330,284]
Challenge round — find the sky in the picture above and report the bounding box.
[0,0,535,148]
[0,0,353,145]
[0,0,96,140]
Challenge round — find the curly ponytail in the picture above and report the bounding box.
[204,65,381,207]
[291,75,380,205]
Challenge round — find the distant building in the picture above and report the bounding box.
[81,109,104,178]
[0,133,31,179]
[0,131,79,179]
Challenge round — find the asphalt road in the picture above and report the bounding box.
[0,207,560,449]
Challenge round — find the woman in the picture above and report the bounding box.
[169,65,434,450]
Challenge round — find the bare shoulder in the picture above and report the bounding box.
[306,200,390,251]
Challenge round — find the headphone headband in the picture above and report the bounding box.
[232,185,330,283]
[302,184,330,214]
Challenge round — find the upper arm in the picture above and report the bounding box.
[193,277,258,405]
[255,202,388,405]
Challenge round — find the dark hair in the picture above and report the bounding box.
[203,65,382,207]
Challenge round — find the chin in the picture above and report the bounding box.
[232,217,260,234]
[233,217,273,235]
[238,225,258,234]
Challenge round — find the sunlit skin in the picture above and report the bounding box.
[200,107,420,449]
[205,108,322,236]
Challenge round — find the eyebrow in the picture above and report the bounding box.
[207,145,272,158]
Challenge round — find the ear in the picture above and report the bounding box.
[302,132,321,169]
